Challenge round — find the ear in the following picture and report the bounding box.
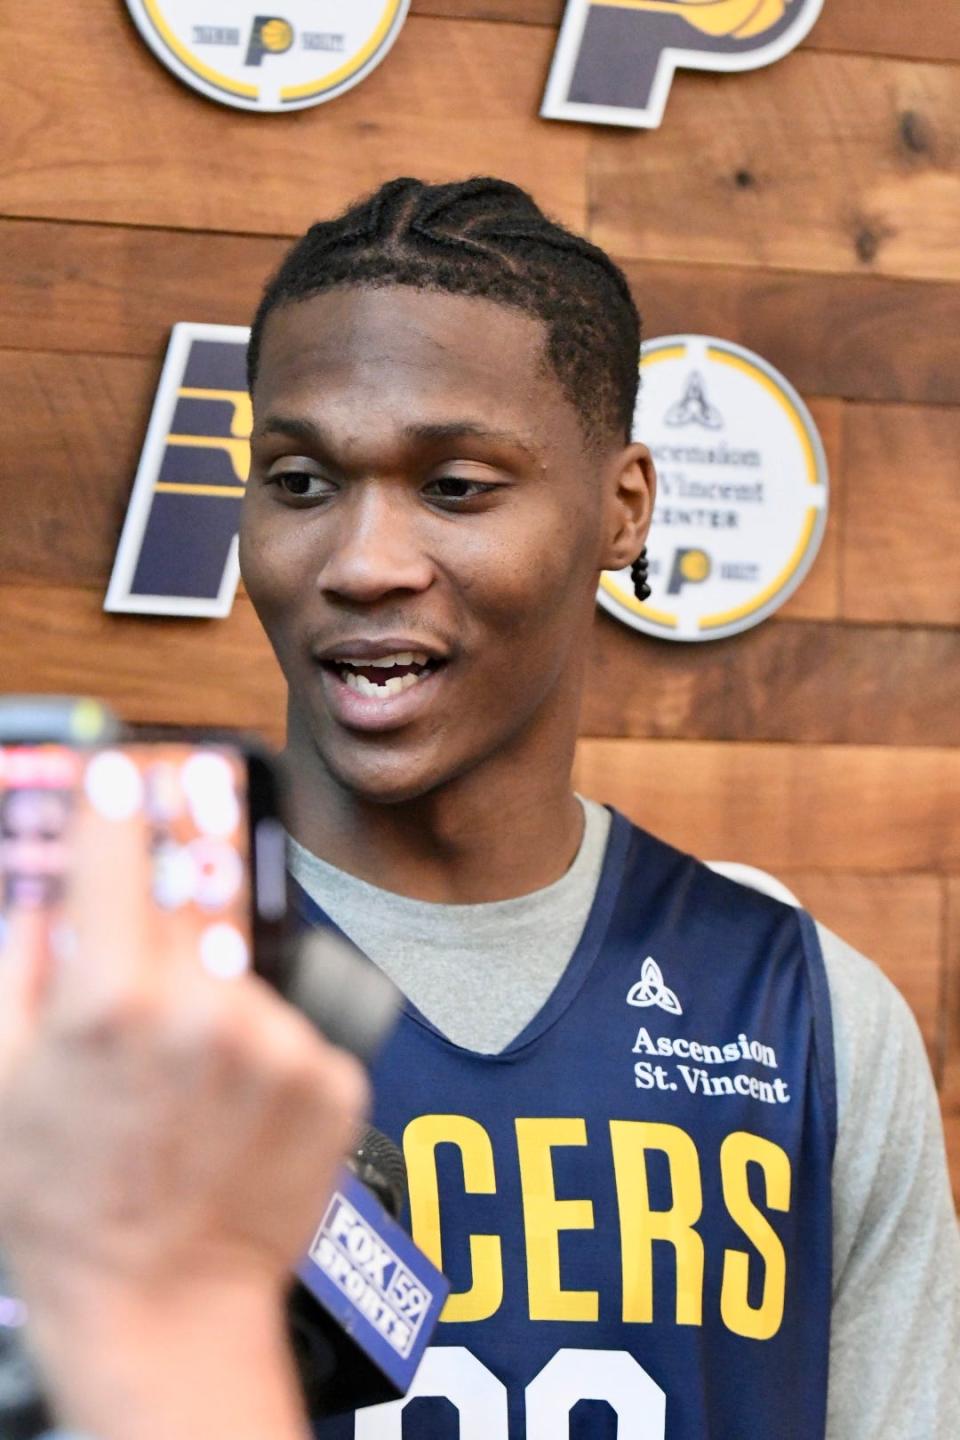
[600,442,657,572]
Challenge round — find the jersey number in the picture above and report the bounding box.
[355,1346,666,1437]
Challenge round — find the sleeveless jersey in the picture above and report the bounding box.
[298,811,837,1440]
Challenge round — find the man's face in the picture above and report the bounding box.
[240,286,626,804]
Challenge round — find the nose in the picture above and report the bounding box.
[316,483,435,604]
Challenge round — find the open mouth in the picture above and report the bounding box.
[322,651,442,699]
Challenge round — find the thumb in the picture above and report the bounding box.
[0,906,54,1067]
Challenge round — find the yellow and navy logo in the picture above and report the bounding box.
[125,1,410,113]
[542,0,823,127]
[105,324,251,618]
[597,334,829,643]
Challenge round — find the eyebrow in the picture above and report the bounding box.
[256,415,325,445]
[403,421,535,456]
[256,414,535,458]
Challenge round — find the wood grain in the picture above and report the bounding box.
[411,0,960,64]
[0,220,288,360]
[5,220,960,411]
[581,612,960,747]
[0,7,585,236]
[0,350,160,589]
[944,1113,960,1209]
[412,0,562,22]
[842,403,960,626]
[783,872,944,1072]
[806,0,960,66]
[0,585,286,745]
[941,879,960,1112]
[572,739,960,872]
[623,259,960,409]
[589,50,960,283]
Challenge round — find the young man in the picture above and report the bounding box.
[238,177,959,1438]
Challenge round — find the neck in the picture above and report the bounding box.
[286,716,584,906]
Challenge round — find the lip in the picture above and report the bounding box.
[313,636,451,664]
[315,657,449,733]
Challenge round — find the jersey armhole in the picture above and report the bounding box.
[797,907,839,1161]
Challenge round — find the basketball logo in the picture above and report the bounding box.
[106,323,251,618]
[629,1,792,41]
[125,2,410,112]
[542,0,822,128]
[245,16,295,66]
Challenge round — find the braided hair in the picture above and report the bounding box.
[247,177,641,448]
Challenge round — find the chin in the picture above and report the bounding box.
[317,738,461,808]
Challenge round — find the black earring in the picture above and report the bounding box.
[630,548,651,602]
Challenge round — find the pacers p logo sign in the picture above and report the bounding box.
[105,324,251,619]
[542,0,824,128]
[244,16,295,66]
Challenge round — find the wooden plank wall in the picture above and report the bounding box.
[1,2,957,1200]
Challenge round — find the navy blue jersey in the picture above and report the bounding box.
[300,812,837,1439]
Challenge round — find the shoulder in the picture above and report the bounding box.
[615,815,805,933]
[816,921,927,1119]
[814,928,960,1438]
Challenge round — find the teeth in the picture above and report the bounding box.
[342,671,425,698]
[338,651,429,669]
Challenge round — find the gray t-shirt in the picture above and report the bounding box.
[290,799,960,1439]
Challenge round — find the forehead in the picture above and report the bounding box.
[252,286,578,445]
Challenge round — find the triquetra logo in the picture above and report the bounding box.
[627,957,683,1016]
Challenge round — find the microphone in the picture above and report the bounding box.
[351,1125,409,1220]
[0,1276,51,1440]
[288,1125,449,1419]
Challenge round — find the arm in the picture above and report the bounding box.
[821,925,960,1440]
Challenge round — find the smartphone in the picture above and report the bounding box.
[0,704,293,1438]
[0,713,290,981]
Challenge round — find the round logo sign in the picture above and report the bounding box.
[599,335,828,642]
[125,1,410,112]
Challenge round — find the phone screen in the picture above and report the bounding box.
[0,742,260,978]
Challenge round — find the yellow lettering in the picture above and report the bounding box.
[403,1115,503,1323]
[516,1118,598,1321]
[610,1120,704,1325]
[178,387,253,438]
[720,1131,790,1340]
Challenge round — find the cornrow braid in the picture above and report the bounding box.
[247,177,641,447]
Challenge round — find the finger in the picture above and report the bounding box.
[45,798,154,1030]
[0,905,53,1057]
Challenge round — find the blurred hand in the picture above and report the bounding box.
[0,803,368,1440]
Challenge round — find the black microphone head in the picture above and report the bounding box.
[0,1261,53,1440]
[351,1126,407,1220]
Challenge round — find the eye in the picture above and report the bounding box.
[423,475,498,504]
[267,465,337,502]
